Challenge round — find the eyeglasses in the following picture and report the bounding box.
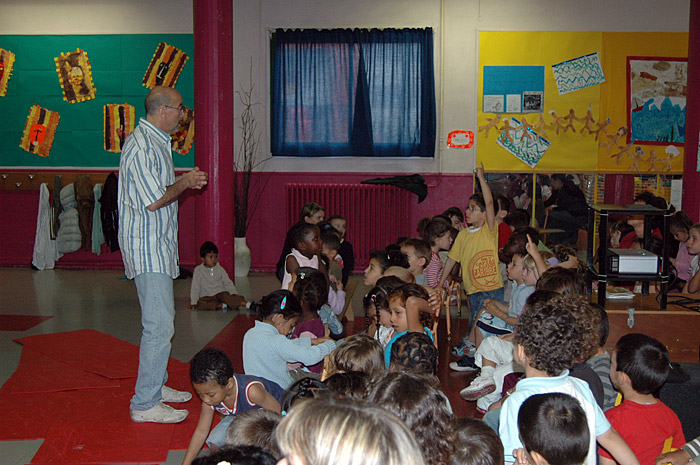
[163,104,186,114]
[466,206,482,212]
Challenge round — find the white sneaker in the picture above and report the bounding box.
[460,375,496,401]
[161,385,192,403]
[476,390,502,413]
[130,401,189,423]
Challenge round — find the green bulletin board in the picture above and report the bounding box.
[0,34,194,168]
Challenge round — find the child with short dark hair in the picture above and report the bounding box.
[400,238,432,285]
[516,393,590,465]
[181,348,285,465]
[329,333,386,381]
[320,230,343,284]
[225,409,281,457]
[451,417,504,465]
[443,206,465,230]
[497,295,639,465]
[191,445,278,465]
[438,164,504,359]
[599,334,685,465]
[281,223,324,290]
[190,241,248,310]
[494,193,512,249]
[324,371,371,399]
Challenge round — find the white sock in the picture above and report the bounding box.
[480,365,495,380]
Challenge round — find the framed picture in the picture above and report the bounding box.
[627,56,687,146]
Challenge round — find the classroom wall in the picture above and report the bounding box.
[0,0,691,271]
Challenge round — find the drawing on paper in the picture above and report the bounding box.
[496,117,551,168]
[552,52,606,95]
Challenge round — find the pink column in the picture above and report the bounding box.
[683,1,700,222]
[193,0,235,267]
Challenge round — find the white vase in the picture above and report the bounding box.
[234,236,251,277]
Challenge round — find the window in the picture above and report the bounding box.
[271,28,436,157]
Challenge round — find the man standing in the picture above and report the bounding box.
[119,86,208,423]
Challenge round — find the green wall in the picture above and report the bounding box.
[0,34,194,168]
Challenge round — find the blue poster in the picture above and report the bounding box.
[483,66,544,113]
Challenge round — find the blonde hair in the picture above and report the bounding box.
[276,397,426,465]
[522,254,538,271]
[330,333,386,381]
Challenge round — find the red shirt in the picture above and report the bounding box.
[599,400,685,465]
[498,221,512,249]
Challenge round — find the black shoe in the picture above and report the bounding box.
[449,356,479,372]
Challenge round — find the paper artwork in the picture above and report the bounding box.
[20,104,60,157]
[523,91,543,112]
[447,130,474,149]
[143,42,189,89]
[0,48,16,96]
[483,95,504,113]
[552,52,605,95]
[628,57,686,146]
[506,94,521,113]
[170,107,194,155]
[104,104,135,153]
[496,117,550,168]
[54,49,97,103]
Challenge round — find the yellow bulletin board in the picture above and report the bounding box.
[477,31,687,174]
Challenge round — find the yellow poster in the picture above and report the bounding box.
[54,48,97,103]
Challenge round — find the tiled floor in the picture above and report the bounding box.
[0,268,477,465]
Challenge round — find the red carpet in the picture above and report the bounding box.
[0,315,52,331]
[0,329,196,464]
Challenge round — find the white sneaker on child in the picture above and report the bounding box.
[476,390,503,413]
[130,401,189,423]
[161,385,192,403]
[460,374,496,401]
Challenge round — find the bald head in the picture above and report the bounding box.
[145,86,181,116]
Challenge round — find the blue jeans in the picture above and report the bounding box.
[131,272,175,411]
[482,407,500,433]
[461,287,504,344]
[207,414,234,448]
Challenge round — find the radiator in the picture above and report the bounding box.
[286,183,411,271]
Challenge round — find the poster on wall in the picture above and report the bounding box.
[54,49,97,103]
[142,42,189,89]
[171,107,194,155]
[0,48,15,96]
[628,56,687,146]
[20,104,60,157]
[496,117,550,168]
[552,52,606,95]
[104,104,135,153]
[483,66,544,113]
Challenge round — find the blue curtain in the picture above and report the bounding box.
[272,28,435,157]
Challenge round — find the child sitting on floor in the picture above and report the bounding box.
[225,408,281,458]
[599,333,685,465]
[515,393,590,465]
[181,348,284,465]
[364,248,410,287]
[364,276,403,348]
[496,295,639,465]
[189,241,248,310]
[327,214,355,286]
[451,417,505,465]
[384,283,436,367]
[281,223,324,291]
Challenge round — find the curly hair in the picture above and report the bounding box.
[292,267,329,313]
[389,331,438,375]
[514,295,599,375]
[369,372,453,465]
[190,348,233,386]
[331,333,386,381]
[290,223,320,250]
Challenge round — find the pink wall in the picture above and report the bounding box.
[0,172,473,273]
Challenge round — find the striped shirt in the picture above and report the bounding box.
[683,436,700,463]
[118,118,179,279]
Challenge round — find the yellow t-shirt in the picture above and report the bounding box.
[448,222,503,295]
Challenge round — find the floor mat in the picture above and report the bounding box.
[1,330,195,463]
[2,347,119,394]
[15,329,188,379]
[0,315,52,331]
